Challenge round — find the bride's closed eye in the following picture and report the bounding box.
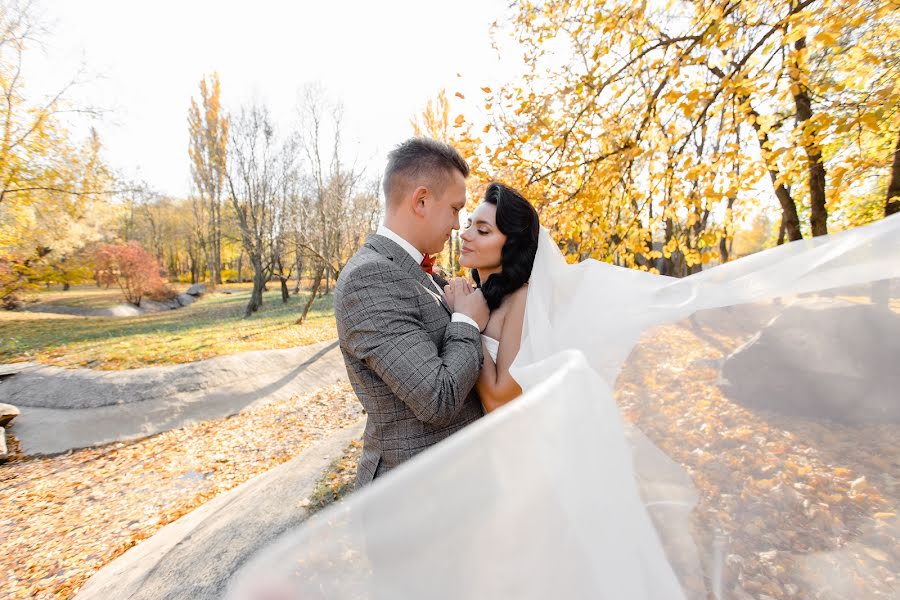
[465,221,489,236]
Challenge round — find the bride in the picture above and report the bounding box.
[447,182,537,412]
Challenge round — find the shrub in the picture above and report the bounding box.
[94,242,172,306]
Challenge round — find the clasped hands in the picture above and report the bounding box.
[444,277,489,331]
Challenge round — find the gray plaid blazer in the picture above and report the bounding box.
[335,234,484,486]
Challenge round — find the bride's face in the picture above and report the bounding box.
[459,202,506,271]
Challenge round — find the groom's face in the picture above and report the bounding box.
[421,169,466,255]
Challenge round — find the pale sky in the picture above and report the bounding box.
[25,0,516,197]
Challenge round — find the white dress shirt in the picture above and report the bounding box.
[376,225,480,331]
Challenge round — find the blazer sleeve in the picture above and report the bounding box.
[337,260,483,427]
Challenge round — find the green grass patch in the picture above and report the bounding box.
[0,284,337,370]
[29,286,129,309]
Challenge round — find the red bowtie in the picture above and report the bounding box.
[420,254,436,275]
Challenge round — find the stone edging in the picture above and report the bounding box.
[74,418,364,600]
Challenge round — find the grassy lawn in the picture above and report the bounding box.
[28,286,131,309]
[0,283,337,370]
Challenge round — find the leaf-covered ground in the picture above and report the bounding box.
[0,284,337,369]
[0,382,361,599]
[305,440,363,515]
[616,306,899,599]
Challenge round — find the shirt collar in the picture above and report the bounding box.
[376,225,424,265]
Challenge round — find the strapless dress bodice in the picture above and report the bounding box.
[482,335,500,362]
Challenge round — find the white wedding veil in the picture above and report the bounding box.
[227,214,900,599]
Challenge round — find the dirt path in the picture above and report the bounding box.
[1,340,347,455]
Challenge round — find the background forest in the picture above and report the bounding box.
[2,0,897,312]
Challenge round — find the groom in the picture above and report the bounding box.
[335,138,489,487]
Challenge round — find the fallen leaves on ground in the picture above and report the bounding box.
[616,308,899,599]
[307,440,362,515]
[0,382,362,600]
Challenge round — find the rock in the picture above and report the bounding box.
[74,421,364,600]
[0,402,19,427]
[108,304,143,317]
[720,300,900,424]
[140,298,181,312]
[0,426,7,461]
[0,363,36,378]
[176,293,195,307]
[186,283,206,296]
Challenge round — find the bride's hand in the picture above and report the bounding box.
[443,277,473,312]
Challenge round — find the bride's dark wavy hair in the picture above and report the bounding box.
[472,182,540,311]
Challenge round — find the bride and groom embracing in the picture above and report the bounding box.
[334,137,540,486]
[230,135,900,599]
[328,138,692,598]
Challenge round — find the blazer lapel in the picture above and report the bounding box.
[366,234,451,314]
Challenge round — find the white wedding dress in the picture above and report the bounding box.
[481,334,500,362]
[226,215,900,600]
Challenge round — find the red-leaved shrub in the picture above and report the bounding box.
[94,242,173,306]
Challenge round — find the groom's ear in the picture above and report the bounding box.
[411,185,429,217]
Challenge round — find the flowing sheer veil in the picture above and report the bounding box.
[227,215,900,599]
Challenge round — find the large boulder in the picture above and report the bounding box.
[176,293,196,307]
[186,283,206,297]
[720,299,900,424]
[0,402,19,427]
[140,298,181,312]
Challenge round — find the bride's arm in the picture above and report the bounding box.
[477,287,526,413]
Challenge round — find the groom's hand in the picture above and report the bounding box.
[454,287,489,332]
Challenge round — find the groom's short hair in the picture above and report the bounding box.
[383,138,469,207]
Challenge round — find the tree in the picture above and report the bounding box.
[225,103,282,318]
[460,0,898,274]
[95,242,170,307]
[293,86,375,321]
[0,2,118,306]
[1,127,117,305]
[188,72,229,290]
[887,130,900,217]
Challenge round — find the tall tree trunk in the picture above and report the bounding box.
[280,276,289,303]
[768,165,802,241]
[777,217,787,246]
[236,250,243,283]
[203,241,216,291]
[792,36,828,236]
[662,217,675,276]
[214,202,223,285]
[244,259,265,318]
[204,199,219,291]
[293,249,303,294]
[296,264,325,324]
[887,129,900,217]
[187,248,198,284]
[718,205,734,264]
[743,96,803,241]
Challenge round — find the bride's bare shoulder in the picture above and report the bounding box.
[502,285,528,321]
[510,284,528,306]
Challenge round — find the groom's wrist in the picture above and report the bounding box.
[451,313,480,332]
